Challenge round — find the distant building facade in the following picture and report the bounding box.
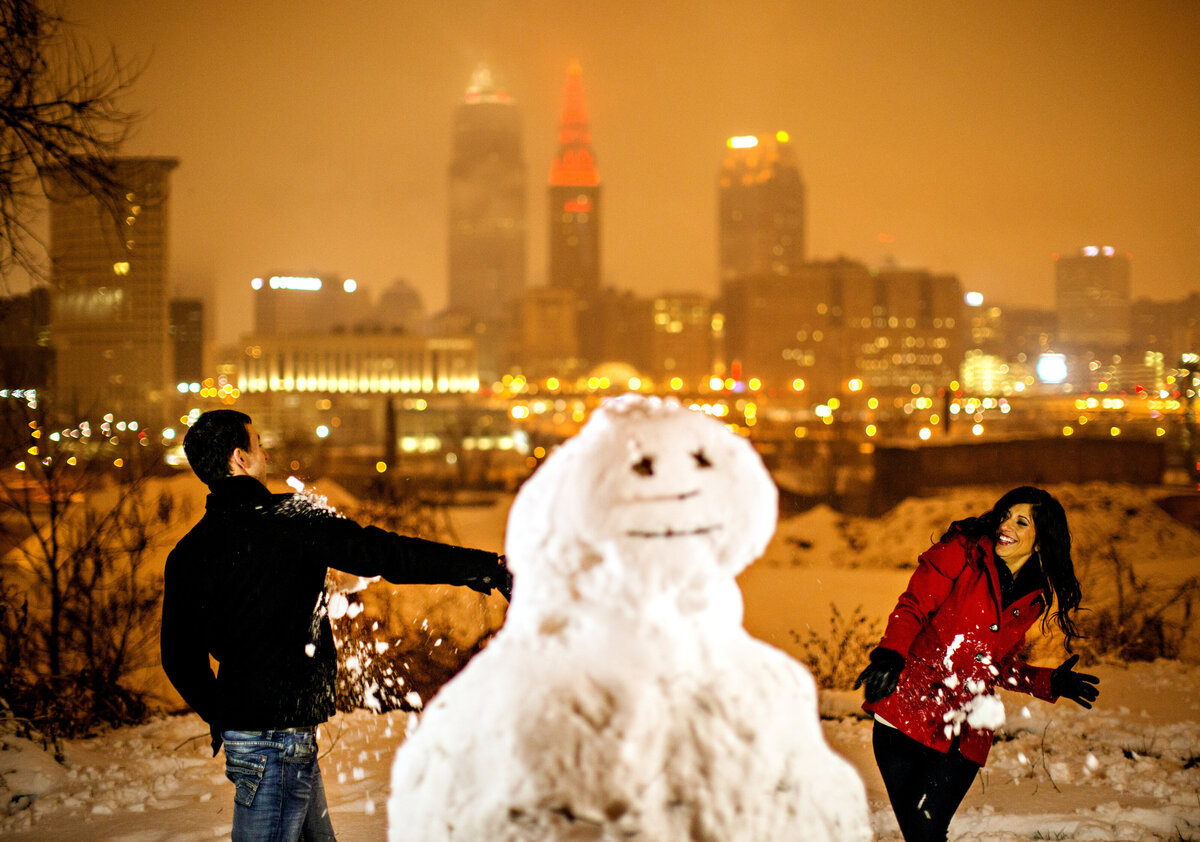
[650,293,717,385]
[448,65,526,318]
[1055,246,1132,355]
[447,65,526,380]
[250,273,368,336]
[0,286,53,388]
[169,298,204,385]
[548,62,601,296]
[718,132,806,283]
[48,156,179,425]
[520,286,582,379]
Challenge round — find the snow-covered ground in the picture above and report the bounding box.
[3,481,1199,840]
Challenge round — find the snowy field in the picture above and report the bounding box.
[2,481,1199,841]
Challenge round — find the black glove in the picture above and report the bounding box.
[210,723,223,757]
[1050,654,1100,709]
[465,554,512,601]
[494,555,512,602]
[853,647,905,703]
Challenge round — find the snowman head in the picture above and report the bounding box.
[505,395,777,590]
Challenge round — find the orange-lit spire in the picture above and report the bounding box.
[549,62,599,187]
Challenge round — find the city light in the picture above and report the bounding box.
[728,135,758,149]
[964,291,984,307]
[1036,353,1068,384]
[709,376,724,390]
[343,279,358,292]
[848,379,863,392]
[375,461,387,473]
[972,424,984,436]
[865,424,877,437]
[269,275,322,291]
[792,378,805,391]
[919,427,932,440]
[315,425,330,438]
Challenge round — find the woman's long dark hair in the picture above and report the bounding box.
[941,486,1083,651]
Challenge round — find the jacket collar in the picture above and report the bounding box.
[205,475,272,511]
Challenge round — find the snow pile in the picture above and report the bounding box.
[387,395,871,842]
[766,482,1200,571]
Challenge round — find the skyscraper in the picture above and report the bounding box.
[48,156,179,425]
[1055,246,1132,354]
[718,133,806,284]
[548,62,601,294]
[448,64,526,318]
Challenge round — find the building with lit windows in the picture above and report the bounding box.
[721,259,964,397]
[234,332,479,446]
[650,293,718,386]
[1055,246,1132,354]
[250,273,369,336]
[718,132,806,283]
[48,156,179,426]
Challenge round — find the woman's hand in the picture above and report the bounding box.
[1050,654,1100,708]
[854,647,906,703]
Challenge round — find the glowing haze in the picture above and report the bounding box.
[57,0,1200,345]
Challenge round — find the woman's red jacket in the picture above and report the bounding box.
[863,531,1058,765]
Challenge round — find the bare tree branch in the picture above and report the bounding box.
[0,0,143,286]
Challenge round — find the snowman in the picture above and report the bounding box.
[388,395,871,841]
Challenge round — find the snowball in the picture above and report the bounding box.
[327,592,350,620]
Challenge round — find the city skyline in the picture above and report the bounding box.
[43,1,1200,346]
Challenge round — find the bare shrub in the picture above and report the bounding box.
[791,603,882,690]
[0,403,174,740]
[1077,548,1199,662]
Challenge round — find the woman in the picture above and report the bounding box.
[854,486,1099,842]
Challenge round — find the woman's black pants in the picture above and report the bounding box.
[872,721,981,842]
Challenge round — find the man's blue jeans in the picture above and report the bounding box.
[223,729,336,842]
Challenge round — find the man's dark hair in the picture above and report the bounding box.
[183,409,252,486]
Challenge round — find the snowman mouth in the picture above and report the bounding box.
[621,490,701,504]
[625,524,722,538]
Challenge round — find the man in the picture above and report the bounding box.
[161,409,509,841]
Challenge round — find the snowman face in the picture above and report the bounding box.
[505,396,777,581]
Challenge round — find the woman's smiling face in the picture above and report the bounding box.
[995,502,1037,567]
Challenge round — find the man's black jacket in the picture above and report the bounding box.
[160,475,504,733]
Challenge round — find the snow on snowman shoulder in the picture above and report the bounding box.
[387,395,871,842]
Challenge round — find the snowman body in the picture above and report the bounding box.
[388,397,871,841]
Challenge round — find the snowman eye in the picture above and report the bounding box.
[692,449,713,468]
[632,456,654,477]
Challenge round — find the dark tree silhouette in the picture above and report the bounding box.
[1,0,141,285]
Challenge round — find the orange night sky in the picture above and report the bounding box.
[59,0,1200,345]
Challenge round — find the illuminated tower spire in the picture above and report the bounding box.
[548,62,600,293]
[549,61,599,188]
